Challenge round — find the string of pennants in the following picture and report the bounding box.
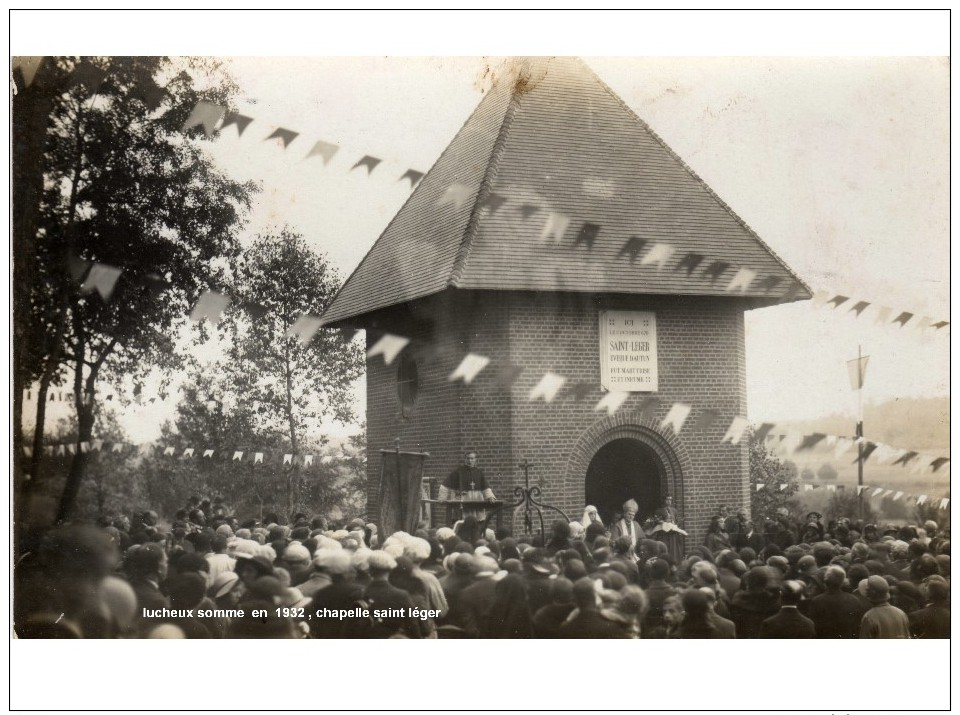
[752,480,950,511]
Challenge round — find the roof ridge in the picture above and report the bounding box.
[449,62,532,287]
[319,78,511,326]
[578,58,811,297]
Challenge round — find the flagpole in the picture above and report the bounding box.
[857,344,864,522]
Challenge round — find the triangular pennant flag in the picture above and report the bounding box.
[265,127,299,148]
[304,455,314,467]
[367,333,410,365]
[932,320,949,330]
[254,452,263,464]
[640,243,676,270]
[241,301,269,321]
[573,222,601,249]
[57,445,66,456]
[184,448,195,458]
[660,403,692,435]
[910,455,935,475]
[871,487,884,498]
[779,483,788,491]
[438,183,472,210]
[518,203,540,220]
[352,155,382,174]
[163,446,175,456]
[939,498,949,510]
[478,192,507,214]
[703,261,731,283]
[182,101,226,138]
[449,353,490,384]
[79,263,123,301]
[675,252,704,276]
[22,446,32,458]
[638,397,661,423]
[778,281,806,304]
[753,423,775,443]
[618,236,647,263]
[893,311,913,327]
[825,435,838,448]
[827,294,849,309]
[286,315,323,346]
[494,363,524,389]
[722,417,750,445]
[68,63,107,94]
[755,483,765,491]
[858,441,878,463]
[916,494,927,505]
[221,111,254,136]
[930,457,950,472]
[594,390,629,415]
[837,485,845,492]
[232,451,243,461]
[203,449,214,458]
[283,454,292,465]
[67,253,91,282]
[540,212,571,244]
[398,168,424,187]
[914,316,932,332]
[320,455,334,465]
[880,489,893,499]
[848,300,870,317]
[873,444,898,465]
[13,56,43,88]
[304,140,340,165]
[529,373,566,403]
[803,484,813,491]
[565,382,593,401]
[874,306,892,325]
[758,275,782,293]
[66,444,76,455]
[91,440,103,452]
[692,409,720,433]
[857,485,868,495]
[893,491,904,501]
[112,443,124,453]
[797,433,827,451]
[892,451,918,466]
[189,291,230,325]
[827,484,836,492]
[834,437,854,459]
[79,442,90,453]
[811,289,834,308]
[725,267,757,293]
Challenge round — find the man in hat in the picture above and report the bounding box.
[557,577,629,638]
[438,450,497,522]
[309,551,367,638]
[908,576,950,639]
[859,574,910,638]
[759,580,815,638]
[807,565,866,639]
[363,551,422,638]
[610,499,643,549]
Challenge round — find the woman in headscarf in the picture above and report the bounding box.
[481,573,534,638]
[581,505,604,530]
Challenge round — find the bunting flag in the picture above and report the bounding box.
[753,423,775,443]
[22,446,32,458]
[595,390,629,415]
[880,490,893,499]
[286,315,323,346]
[283,454,292,465]
[758,275,782,294]
[518,204,540,220]
[68,63,107,94]
[13,56,43,88]
[304,455,314,467]
[756,483,765,491]
[827,484,836,492]
[367,333,409,365]
[797,433,827,451]
[932,320,949,330]
[857,442,879,463]
[352,156,381,174]
[940,498,949,509]
[265,127,299,148]
[893,491,904,501]
[203,449,214,458]
[811,289,831,308]
[874,306,892,325]
[183,448,195,458]
[675,253,704,276]
[893,311,913,327]
[703,261,731,283]
[892,451,918,466]
[916,494,927,505]
[857,486,868,495]
[182,101,226,138]
[574,222,600,249]
[163,447,175,456]
[641,243,676,270]
[79,442,90,453]
[478,192,507,214]
[834,437,855,459]
[189,290,230,325]
[254,452,263,464]
[660,403,691,434]
[399,169,424,187]
[564,382,594,401]
[618,236,648,263]
[232,451,243,461]
[221,111,254,136]
[91,440,103,451]
[306,140,340,164]
[112,443,124,453]
[57,445,66,456]
[873,444,898,465]
[779,484,788,491]
[722,416,750,445]
[449,353,490,384]
[778,281,806,304]
[79,263,123,301]
[540,212,571,244]
[871,488,884,498]
[320,455,334,465]
[66,444,76,455]
[803,484,813,491]
[437,183,472,210]
[827,294,849,309]
[692,409,720,433]
[529,373,566,403]
[494,363,524,389]
[849,300,870,316]
[725,267,756,293]
[914,316,932,332]
[930,457,950,471]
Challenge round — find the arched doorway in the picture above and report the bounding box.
[585,437,664,524]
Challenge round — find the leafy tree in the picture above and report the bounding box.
[816,463,838,481]
[824,489,876,525]
[218,228,364,516]
[749,431,801,523]
[13,56,256,525]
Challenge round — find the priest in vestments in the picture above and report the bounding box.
[437,450,496,521]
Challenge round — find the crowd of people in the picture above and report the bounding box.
[13,496,950,639]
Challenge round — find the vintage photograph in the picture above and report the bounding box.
[8,8,951,713]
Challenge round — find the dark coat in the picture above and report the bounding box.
[909,605,950,639]
[311,579,367,638]
[808,590,866,639]
[729,590,780,639]
[759,607,816,638]
[457,577,499,637]
[557,608,630,639]
[532,602,577,638]
[363,580,422,638]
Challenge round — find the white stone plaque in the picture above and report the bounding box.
[600,310,658,392]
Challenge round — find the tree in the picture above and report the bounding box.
[824,489,876,525]
[218,228,364,517]
[749,432,801,523]
[14,56,257,525]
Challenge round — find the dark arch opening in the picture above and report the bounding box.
[585,438,664,524]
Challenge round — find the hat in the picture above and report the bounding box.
[924,520,939,533]
[859,574,890,603]
[435,527,455,542]
[249,575,285,601]
[279,587,313,610]
[312,550,352,576]
[282,543,311,565]
[453,553,476,576]
[622,499,639,513]
[348,518,366,531]
[236,553,275,578]
[367,551,397,572]
[209,571,240,599]
[216,524,234,537]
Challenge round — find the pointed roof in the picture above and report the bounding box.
[321,57,809,326]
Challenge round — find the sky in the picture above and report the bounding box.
[15,15,950,446]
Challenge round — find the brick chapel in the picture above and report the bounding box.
[320,57,810,545]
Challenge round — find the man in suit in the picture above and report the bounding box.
[557,577,629,638]
[759,580,815,638]
[807,565,865,638]
[909,576,950,639]
[610,498,643,550]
